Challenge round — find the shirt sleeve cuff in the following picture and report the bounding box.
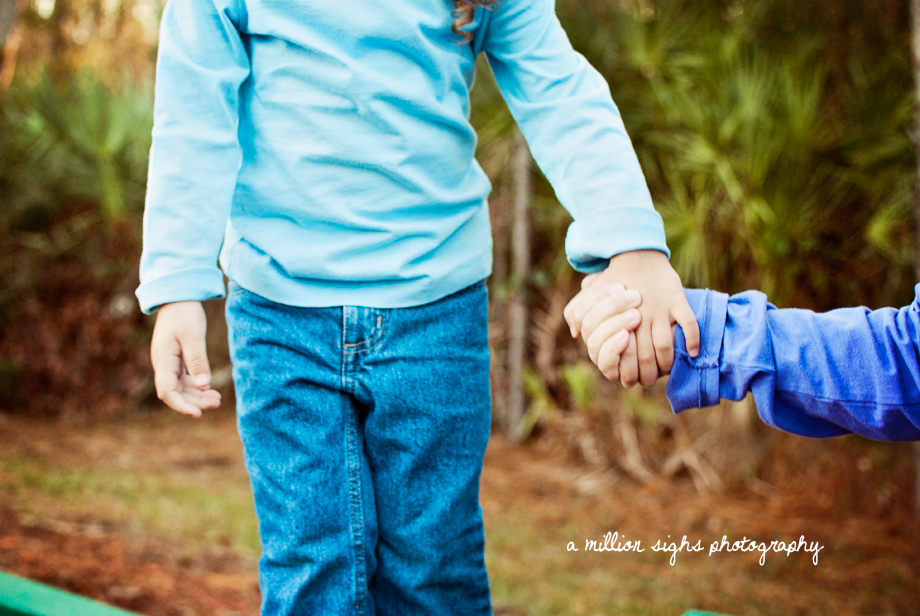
[564,206,670,273]
[666,288,729,412]
[135,266,227,314]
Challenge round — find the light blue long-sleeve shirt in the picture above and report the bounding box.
[668,286,920,441]
[136,0,667,313]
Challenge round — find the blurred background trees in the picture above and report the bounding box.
[0,0,916,486]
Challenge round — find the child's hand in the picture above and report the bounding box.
[150,301,221,417]
[564,250,700,387]
[574,283,646,382]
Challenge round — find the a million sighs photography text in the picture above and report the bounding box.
[567,532,825,566]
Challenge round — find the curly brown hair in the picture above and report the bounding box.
[451,0,497,44]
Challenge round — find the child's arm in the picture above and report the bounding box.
[582,285,920,441]
[477,1,699,384]
[136,0,251,414]
[670,287,920,440]
[136,0,250,314]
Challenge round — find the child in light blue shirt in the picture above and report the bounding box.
[139,0,700,613]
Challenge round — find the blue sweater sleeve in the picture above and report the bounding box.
[135,0,251,314]
[478,0,668,273]
[667,286,920,441]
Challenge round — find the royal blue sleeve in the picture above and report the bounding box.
[135,0,251,314]
[478,0,668,273]
[667,286,920,441]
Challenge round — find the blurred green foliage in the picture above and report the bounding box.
[1,0,913,310]
[476,0,915,312]
[0,0,916,417]
[1,69,152,231]
[560,363,599,412]
[519,366,557,439]
[556,0,915,309]
[0,64,156,415]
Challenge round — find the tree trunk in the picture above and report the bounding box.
[0,0,23,88]
[506,127,531,441]
[488,195,510,434]
[910,0,920,515]
[0,0,18,42]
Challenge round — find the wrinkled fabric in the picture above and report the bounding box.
[226,280,492,615]
[668,285,920,441]
[137,0,666,313]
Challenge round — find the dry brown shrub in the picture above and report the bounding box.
[0,213,154,418]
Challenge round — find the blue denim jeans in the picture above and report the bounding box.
[225,280,492,616]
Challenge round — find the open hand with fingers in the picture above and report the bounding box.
[150,301,221,417]
[563,250,700,387]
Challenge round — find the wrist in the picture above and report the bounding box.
[606,249,669,268]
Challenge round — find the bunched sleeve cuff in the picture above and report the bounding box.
[565,206,670,273]
[666,289,728,411]
[135,266,227,314]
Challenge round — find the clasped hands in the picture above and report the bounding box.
[563,250,700,386]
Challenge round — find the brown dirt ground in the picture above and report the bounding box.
[0,410,918,615]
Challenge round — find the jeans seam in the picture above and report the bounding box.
[346,404,367,616]
[354,310,389,354]
[342,308,367,616]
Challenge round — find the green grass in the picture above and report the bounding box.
[483,506,714,616]
[0,453,804,615]
[0,432,909,616]
[0,450,710,615]
[0,455,260,557]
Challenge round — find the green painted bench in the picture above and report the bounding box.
[0,571,139,616]
[0,570,734,616]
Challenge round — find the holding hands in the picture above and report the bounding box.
[564,250,700,386]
